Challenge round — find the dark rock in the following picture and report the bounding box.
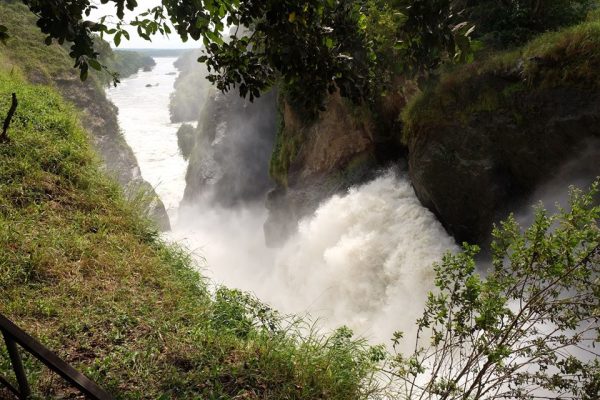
[181,89,278,208]
[408,85,600,244]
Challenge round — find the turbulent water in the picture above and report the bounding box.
[107,57,188,221]
[111,57,457,346]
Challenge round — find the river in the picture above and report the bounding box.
[107,57,187,223]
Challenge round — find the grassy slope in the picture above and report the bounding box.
[0,69,379,400]
[0,16,379,400]
[0,2,140,187]
[402,16,600,143]
[0,2,153,85]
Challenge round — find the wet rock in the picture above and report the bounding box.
[408,83,600,244]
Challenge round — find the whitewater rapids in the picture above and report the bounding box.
[173,171,457,345]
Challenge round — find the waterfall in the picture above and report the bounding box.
[172,170,457,345]
[272,171,457,342]
[110,58,457,347]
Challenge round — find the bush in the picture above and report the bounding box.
[390,179,600,399]
[465,0,596,48]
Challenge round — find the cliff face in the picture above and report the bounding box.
[52,76,141,185]
[266,21,600,247]
[404,21,600,243]
[46,76,170,231]
[265,93,380,246]
[0,2,170,230]
[181,89,277,207]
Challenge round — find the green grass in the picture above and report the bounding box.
[0,71,381,398]
[269,100,303,187]
[402,17,600,143]
[0,2,154,86]
[0,2,99,85]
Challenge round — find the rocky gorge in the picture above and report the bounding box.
[174,18,600,249]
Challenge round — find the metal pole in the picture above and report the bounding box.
[2,331,31,399]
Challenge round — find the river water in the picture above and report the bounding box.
[108,57,457,346]
[107,57,187,223]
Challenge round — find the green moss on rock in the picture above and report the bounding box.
[403,19,600,244]
[403,18,600,144]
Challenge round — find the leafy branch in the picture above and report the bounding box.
[390,179,600,399]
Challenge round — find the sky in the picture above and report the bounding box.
[90,0,200,49]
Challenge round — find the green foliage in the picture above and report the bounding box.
[361,0,475,100]
[176,123,195,160]
[364,1,407,87]
[0,71,382,398]
[402,17,600,143]
[391,180,600,399]
[10,0,372,111]
[0,2,137,87]
[0,2,81,81]
[10,0,478,115]
[100,49,156,81]
[192,0,373,115]
[391,0,474,76]
[465,0,597,49]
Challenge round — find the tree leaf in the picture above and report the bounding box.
[88,58,102,71]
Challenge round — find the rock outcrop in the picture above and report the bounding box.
[265,92,380,246]
[181,90,277,207]
[404,22,600,243]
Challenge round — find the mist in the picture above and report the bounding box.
[110,55,597,353]
[181,90,277,207]
[171,170,457,347]
[148,61,457,348]
[515,137,600,225]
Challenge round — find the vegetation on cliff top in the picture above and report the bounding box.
[402,14,600,143]
[0,70,382,398]
[0,2,154,86]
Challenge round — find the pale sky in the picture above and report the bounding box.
[90,0,200,49]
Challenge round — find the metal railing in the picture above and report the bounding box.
[0,313,114,400]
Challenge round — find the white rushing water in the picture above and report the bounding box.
[106,57,188,222]
[171,173,457,344]
[111,57,457,346]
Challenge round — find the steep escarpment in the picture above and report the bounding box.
[265,19,600,247]
[181,89,277,207]
[0,2,169,230]
[171,12,599,249]
[265,93,382,246]
[403,20,600,243]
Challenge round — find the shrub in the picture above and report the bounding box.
[390,179,600,399]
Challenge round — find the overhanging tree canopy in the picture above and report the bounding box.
[4,0,478,111]
[12,0,370,109]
